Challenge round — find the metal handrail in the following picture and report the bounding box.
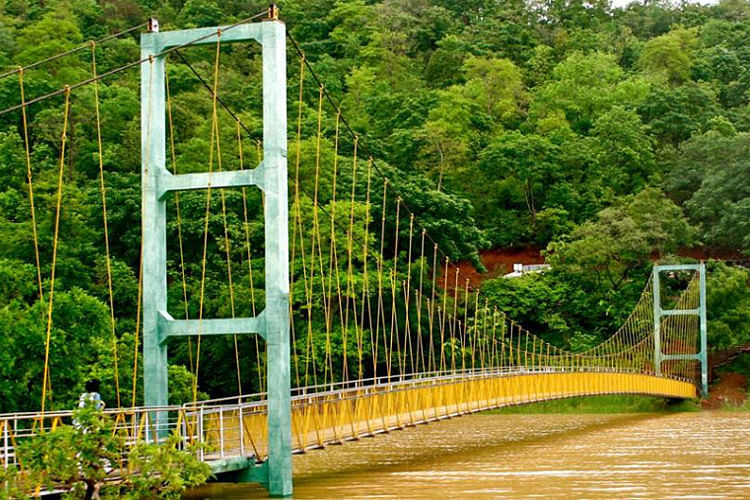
[0,368,696,472]
[182,366,692,413]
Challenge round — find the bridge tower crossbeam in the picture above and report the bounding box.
[140,13,292,496]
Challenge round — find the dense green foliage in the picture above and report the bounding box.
[0,406,212,498]
[0,0,748,413]
[480,190,748,352]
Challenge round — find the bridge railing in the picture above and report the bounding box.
[183,364,688,410]
[0,405,183,469]
[0,366,695,471]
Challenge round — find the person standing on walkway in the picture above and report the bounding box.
[78,379,105,411]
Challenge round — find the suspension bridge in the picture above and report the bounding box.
[0,8,708,497]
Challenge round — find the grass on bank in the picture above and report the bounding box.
[483,394,700,414]
[721,398,750,410]
[715,353,750,410]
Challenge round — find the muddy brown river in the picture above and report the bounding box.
[187,412,750,498]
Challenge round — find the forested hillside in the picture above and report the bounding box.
[0,0,748,412]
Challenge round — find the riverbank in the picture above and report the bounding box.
[703,353,750,410]
[483,394,700,414]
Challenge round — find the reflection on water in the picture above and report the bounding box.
[186,412,750,498]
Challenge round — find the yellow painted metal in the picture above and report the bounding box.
[196,372,696,458]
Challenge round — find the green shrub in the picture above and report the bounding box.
[1,407,211,499]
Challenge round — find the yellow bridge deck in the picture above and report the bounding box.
[199,370,696,461]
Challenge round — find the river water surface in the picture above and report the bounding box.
[187,412,749,498]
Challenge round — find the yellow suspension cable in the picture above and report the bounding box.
[165,61,194,375]
[359,158,374,382]
[387,198,402,378]
[374,177,388,381]
[310,84,334,387]
[91,42,121,407]
[236,121,264,393]
[17,68,45,313]
[439,256,449,373]
[131,253,144,406]
[216,122,243,396]
[326,110,342,374]
[428,242,438,374]
[196,58,245,396]
[461,278,470,373]
[416,228,427,374]
[289,53,306,390]
[193,35,223,401]
[402,214,415,375]
[451,266,460,373]
[40,86,71,417]
[19,68,51,408]
[343,133,360,383]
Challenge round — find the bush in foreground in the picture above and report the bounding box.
[0,407,211,499]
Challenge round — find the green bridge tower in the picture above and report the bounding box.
[652,263,709,397]
[140,9,293,496]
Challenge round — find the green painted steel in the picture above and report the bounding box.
[652,263,709,397]
[140,18,292,496]
[259,19,293,497]
[653,268,662,377]
[140,29,168,426]
[699,263,708,396]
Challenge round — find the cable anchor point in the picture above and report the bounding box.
[268,4,280,20]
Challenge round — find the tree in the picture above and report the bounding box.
[530,0,610,30]
[124,435,212,499]
[369,165,488,263]
[546,188,695,291]
[686,158,750,254]
[177,0,223,28]
[532,51,649,132]
[705,262,750,348]
[18,406,124,498]
[481,274,575,347]
[0,289,110,413]
[664,130,749,203]
[0,0,748,418]
[418,86,478,189]
[614,1,676,40]
[479,131,561,230]
[4,406,211,498]
[637,27,698,86]
[424,35,470,87]
[524,44,556,87]
[638,83,719,146]
[590,106,655,194]
[14,7,83,78]
[327,0,375,60]
[462,56,525,125]
[456,5,539,64]
[665,131,750,253]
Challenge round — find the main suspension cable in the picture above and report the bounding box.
[0,22,148,81]
[0,11,268,118]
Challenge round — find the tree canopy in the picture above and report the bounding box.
[0,0,748,414]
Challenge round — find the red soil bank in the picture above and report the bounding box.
[702,372,748,409]
[442,246,743,290]
[442,247,544,290]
